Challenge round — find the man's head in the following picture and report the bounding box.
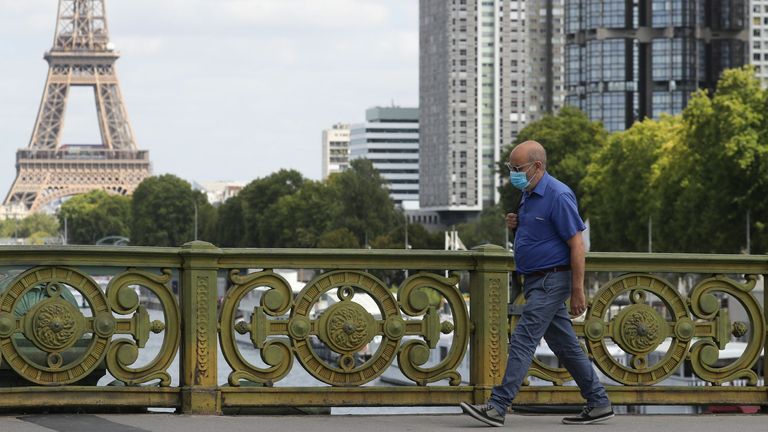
[507,140,547,191]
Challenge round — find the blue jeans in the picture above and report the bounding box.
[488,271,610,415]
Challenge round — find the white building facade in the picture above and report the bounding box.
[349,107,420,206]
[321,123,351,179]
[751,0,768,86]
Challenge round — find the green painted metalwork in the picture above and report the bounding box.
[511,272,765,390]
[220,269,469,388]
[0,266,178,386]
[0,244,764,414]
[104,268,179,386]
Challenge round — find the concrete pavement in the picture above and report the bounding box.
[0,413,765,432]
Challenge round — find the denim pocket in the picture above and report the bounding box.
[542,271,571,300]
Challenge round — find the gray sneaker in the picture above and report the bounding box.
[460,402,505,427]
[562,405,614,425]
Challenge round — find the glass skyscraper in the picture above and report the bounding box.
[565,0,748,132]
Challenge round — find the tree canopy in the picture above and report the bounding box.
[58,190,131,245]
[499,106,608,214]
[130,174,214,247]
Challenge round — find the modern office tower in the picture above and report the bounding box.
[750,0,768,86]
[321,124,351,179]
[349,107,420,206]
[565,0,749,132]
[419,0,564,222]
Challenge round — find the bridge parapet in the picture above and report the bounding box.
[0,244,764,414]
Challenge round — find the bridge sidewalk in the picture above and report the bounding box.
[0,412,765,432]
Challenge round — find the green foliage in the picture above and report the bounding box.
[238,169,306,247]
[581,66,768,253]
[405,223,444,250]
[651,67,768,253]
[325,159,400,246]
[130,175,214,246]
[0,213,59,241]
[214,160,407,249]
[317,228,360,248]
[215,195,245,247]
[456,205,507,249]
[583,115,681,251]
[58,190,131,245]
[266,180,336,247]
[368,216,443,250]
[499,106,608,213]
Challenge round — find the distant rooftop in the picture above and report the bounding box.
[365,106,419,123]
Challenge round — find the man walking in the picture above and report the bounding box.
[460,141,613,426]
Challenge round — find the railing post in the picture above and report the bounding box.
[763,273,768,414]
[469,244,510,403]
[179,241,222,414]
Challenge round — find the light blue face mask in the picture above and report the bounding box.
[509,171,531,190]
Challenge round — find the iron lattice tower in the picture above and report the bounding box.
[4,0,151,213]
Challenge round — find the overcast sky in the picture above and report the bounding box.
[0,0,418,195]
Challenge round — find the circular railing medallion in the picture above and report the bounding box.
[292,270,400,386]
[587,274,690,386]
[319,300,375,354]
[28,299,84,352]
[614,304,665,355]
[0,267,111,385]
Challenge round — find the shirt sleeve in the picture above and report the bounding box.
[551,191,586,242]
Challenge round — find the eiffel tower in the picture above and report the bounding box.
[4,0,151,214]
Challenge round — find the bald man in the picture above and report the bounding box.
[461,141,613,426]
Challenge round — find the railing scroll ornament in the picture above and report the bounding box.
[0,266,179,386]
[220,269,469,387]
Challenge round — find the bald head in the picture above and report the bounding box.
[509,140,547,168]
[509,141,547,167]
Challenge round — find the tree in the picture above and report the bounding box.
[131,175,215,246]
[264,180,336,247]
[317,228,360,248]
[215,195,245,247]
[0,213,59,243]
[58,190,131,245]
[18,213,60,238]
[237,169,305,247]
[498,107,608,214]
[653,67,768,253]
[381,220,444,250]
[456,205,507,249]
[325,159,400,246]
[583,115,681,251]
[405,223,444,250]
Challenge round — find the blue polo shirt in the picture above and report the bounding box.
[514,172,585,275]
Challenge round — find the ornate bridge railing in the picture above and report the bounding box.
[0,242,765,414]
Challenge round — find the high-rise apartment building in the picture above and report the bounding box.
[565,0,749,132]
[349,107,420,206]
[750,0,768,86]
[321,123,350,179]
[419,0,564,222]
[528,1,568,123]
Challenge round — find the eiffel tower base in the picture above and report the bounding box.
[4,149,151,214]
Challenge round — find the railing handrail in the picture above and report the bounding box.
[0,245,765,273]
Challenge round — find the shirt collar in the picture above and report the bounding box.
[526,171,550,197]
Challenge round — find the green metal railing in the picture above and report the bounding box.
[0,242,764,414]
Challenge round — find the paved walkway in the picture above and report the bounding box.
[0,413,765,432]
